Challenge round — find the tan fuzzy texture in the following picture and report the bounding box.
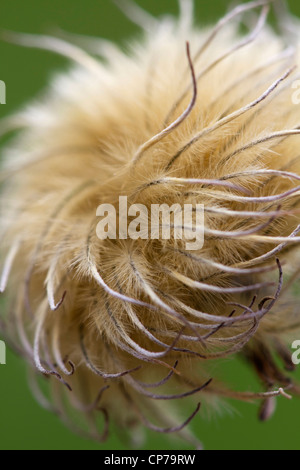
[1,0,300,446]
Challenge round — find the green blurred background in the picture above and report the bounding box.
[1,0,300,450]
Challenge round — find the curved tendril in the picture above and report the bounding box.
[80,324,142,379]
[112,0,158,32]
[193,0,273,64]
[71,385,110,413]
[223,128,300,164]
[135,361,178,389]
[132,41,197,166]
[166,66,295,170]
[125,374,213,400]
[170,247,277,276]
[41,331,72,391]
[0,238,21,293]
[129,256,205,343]
[114,274,206,355]
[164,4,271,127]
[137,402,201,434]
[1,30,102,74]
[166,266,274,294]
[86,228,157,311]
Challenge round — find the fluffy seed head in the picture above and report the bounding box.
[1,0,300,446]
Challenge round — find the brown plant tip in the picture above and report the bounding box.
[1,0,300,448]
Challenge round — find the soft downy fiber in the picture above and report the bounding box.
[1,0,300,447]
